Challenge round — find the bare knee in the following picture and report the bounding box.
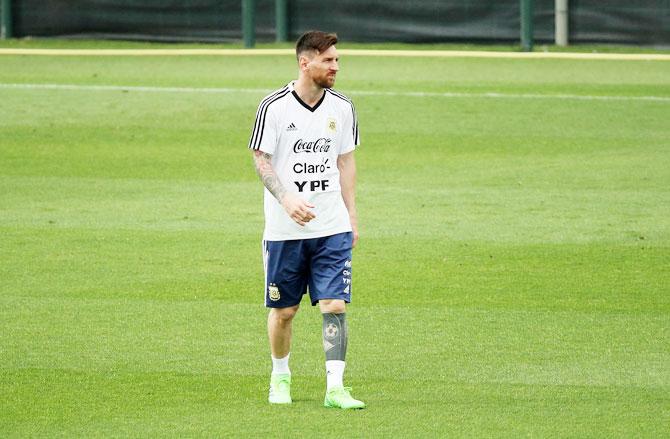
[318,299,346,314]
[270,305,299,324]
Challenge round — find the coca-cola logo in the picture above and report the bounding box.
[293,138,331,154]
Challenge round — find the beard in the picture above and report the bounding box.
[315,75,336,89]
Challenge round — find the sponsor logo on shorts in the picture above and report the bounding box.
[268,283,280,301]
[343,261,352,294]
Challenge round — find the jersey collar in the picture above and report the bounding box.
[288,81,326,113]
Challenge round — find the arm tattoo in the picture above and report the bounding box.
[253,151,287,203]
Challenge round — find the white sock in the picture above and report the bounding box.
[326,360,345,390]
[271,353,290,375]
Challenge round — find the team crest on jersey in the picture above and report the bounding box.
[327,118,337,133]
[268,284,280,301]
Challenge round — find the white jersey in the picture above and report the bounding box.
[249,81,359,241]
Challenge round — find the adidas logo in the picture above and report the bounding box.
[286,122,298,132]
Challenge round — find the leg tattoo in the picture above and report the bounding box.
[322,313,348,361]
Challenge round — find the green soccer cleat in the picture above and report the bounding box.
[324,386,366,409]
[268,373,292,404]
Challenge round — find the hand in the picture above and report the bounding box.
[281,192,316,226]
[350,216,359,248]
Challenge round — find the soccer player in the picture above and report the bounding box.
[249,30,364,409]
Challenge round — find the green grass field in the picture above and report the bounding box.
[1,41,669,437]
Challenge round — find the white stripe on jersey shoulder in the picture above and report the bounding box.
[249,84,291,151]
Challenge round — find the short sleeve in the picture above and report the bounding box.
[339,101,360,155]
[248,100,279,155]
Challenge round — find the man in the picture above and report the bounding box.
[248,30,364,409]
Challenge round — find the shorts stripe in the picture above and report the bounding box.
[262,239,269,305]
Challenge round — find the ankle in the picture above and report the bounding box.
[272,353,291,375]
[326,360,345,390]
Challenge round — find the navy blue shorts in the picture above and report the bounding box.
[262,232,353,308]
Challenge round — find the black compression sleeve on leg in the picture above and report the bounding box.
[322,312,348,361]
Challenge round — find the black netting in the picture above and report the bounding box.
[7,0,670,45]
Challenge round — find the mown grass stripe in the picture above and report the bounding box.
[1,82,668,102]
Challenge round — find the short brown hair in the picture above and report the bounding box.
[295,31,338,60]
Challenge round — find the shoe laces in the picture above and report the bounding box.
[275,377,290,391]
[270,375,290,394]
